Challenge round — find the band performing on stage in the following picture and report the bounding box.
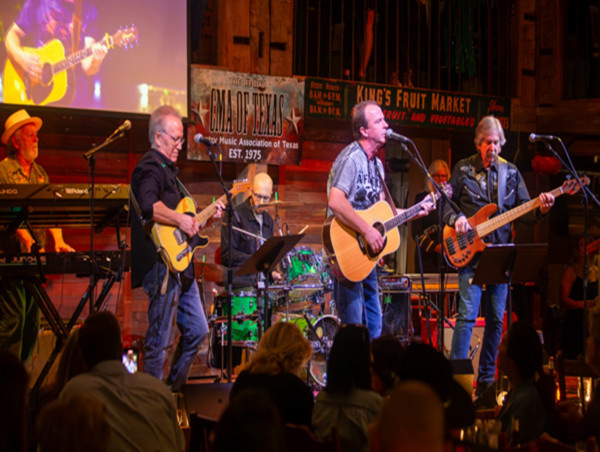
[0,101,595,451]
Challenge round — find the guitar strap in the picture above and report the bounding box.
[129,189,144,226]
[377,160,398,216]
[497,157,507,213]
[176,178,193,199]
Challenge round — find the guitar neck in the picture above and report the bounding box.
[477,185,565,237]
[384,197,430,231]
[53,35,112,73]
[195,193,228,226]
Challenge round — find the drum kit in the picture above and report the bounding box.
[207,200,339,387]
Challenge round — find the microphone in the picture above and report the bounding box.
[111,120,131,136]
[194,133,217,146]
[385,128,411,144]
[529,133,560,143]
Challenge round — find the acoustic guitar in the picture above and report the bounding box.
[3,25,139,106]
[152,179,251,274]
[443,176,589,269]
[322,190,444,283]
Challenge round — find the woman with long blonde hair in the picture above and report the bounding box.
[230,321,314,426]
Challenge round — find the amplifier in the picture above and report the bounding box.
[379,275,411,292]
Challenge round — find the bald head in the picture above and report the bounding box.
[251,173,273,207]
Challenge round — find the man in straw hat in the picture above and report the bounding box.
[0,108,74,361]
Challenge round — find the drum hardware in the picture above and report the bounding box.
[277,312,339,388]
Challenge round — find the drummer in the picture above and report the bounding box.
[220,172,282,289]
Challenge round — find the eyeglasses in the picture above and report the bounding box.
[159,130,184,145]
[253,191,271,202]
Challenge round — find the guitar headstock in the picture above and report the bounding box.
[231,179,252,196]
[562,175,590,195]
[112,25,140,49]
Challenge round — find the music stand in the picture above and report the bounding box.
[472,243,548,328]
[236,234,304,340]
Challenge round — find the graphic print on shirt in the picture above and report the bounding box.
[349,162,381,211]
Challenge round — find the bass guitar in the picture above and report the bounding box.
[4,25,139,106]
[443,176,589,268]
[152,179,251,274]
[322,189,444,283]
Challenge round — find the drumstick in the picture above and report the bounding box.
[298,225,309,234]
[231,225,265,241]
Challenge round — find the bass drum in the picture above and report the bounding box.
[286,314,340,387]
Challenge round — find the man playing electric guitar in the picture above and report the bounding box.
[130,105,225,391]
[5,0,108,107]
[326,100,434,339]
[441,115,555,397]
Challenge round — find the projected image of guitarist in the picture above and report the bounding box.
[441,115,555,398]
[323,100,435,339]
[4,0,130,107]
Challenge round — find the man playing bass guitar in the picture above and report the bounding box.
[441,116,555,397]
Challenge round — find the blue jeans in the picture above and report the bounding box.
[142,262,208,391]
[449,265,508,386]
[334,268,381,338]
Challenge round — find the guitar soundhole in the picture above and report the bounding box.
[366,237,386,259]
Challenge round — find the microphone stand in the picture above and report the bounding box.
[397,139,461,354]
[540,138,600,356]
[82,129,128,314]
[205,143,238,383]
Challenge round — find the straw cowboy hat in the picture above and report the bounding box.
[1,109,43,145]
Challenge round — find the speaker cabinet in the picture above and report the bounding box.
[182,382,233,421]
[421,317,485,383]
[381,292,413,344]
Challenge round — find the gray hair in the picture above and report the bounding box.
[148,105,182,146]
[474,115,506,148]
[5,128,21,155]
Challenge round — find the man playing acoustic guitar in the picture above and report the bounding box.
[442,116,555,398]
[325,100,435,339]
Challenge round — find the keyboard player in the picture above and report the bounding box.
[0,109,75,362]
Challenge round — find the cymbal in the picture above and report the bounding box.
[197,262,227,283]
[253,200,302,209]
